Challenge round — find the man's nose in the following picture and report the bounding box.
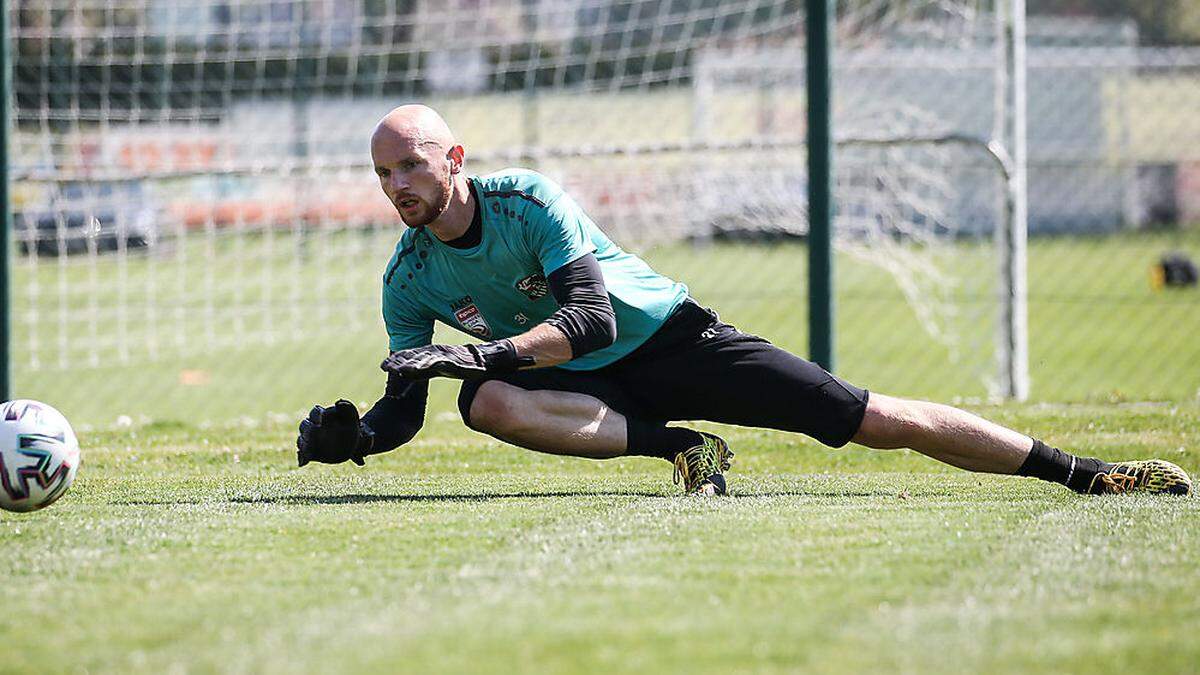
[388,173,409,193]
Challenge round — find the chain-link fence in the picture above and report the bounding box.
[7,0,1200,428]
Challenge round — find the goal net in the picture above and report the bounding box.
[9,0,1015,424]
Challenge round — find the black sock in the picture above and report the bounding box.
[625,418,703,462]
[1016,439,1113,493]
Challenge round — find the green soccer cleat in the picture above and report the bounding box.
[1088,459,1193,496]
[673,432,734,496]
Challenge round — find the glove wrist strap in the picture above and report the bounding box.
[473,339,536,374]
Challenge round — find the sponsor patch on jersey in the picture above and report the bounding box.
[451,296,492,338]
[515,273,549,300]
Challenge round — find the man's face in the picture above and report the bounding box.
[371,133,453,228]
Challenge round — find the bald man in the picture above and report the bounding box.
[296,104,1192,497]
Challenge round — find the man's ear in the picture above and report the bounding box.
[448,145,466,174]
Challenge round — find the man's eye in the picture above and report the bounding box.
[377,169,389,177]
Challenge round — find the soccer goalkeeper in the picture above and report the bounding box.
[296,104,1192,498]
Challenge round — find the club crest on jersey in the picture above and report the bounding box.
[451,296,492,338]
[515,273,549,300]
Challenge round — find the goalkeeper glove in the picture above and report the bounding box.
[296,399,374,467]
[381,340,534,380]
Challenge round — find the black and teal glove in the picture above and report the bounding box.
[381,339,534,380]
[296,399,374,467]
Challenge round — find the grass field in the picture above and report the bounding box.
[1,401,1198,674]
[4,230,1199,673]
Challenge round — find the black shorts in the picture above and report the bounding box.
[458,300,870,448]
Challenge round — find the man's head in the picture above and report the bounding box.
[370,105,465,228]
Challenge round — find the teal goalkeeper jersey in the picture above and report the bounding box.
[380,169,688,371]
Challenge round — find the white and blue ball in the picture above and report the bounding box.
[0,400,81,513]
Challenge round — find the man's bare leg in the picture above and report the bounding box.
[467,380,628,459]
[851,393,1031,473]
[851,393,1194,494]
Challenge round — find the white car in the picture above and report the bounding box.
[16,179,160,257]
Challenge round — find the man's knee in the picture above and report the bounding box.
[458,380,525,434]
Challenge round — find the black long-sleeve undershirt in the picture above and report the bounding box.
[544,254,617,358]
[359,373,427,455]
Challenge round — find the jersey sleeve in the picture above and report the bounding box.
[382,285,434,352]
[526,193,598,275]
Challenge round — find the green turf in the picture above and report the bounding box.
[2,402,1198,674]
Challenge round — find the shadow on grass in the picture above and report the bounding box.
[116,487,928,506]
[233,490,666,504]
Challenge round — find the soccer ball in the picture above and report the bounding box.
[0,400,81,513]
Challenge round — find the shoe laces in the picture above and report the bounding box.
[1090,470,1138,494]
[673,443,721,493]
[673,447,697,491]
